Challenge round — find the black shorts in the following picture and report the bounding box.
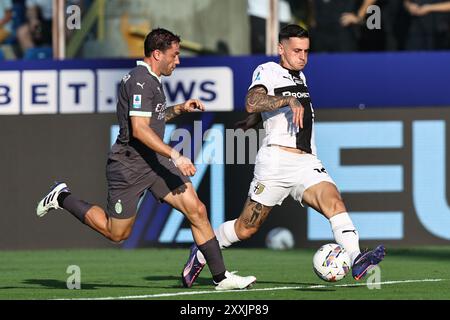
[106,156,190,219]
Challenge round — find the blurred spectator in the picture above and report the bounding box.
[404,0,450,50]
[385,0,412,51]
[306,0,421,53]
[339,0,387,51]
[287,0,310,27]
[17,0,52,57]
[308,0,360,52]
[0,0,12,44]
[248,0,293,54]
[340,0,378,27]
[336,0,408,52]
[405,0,450,15]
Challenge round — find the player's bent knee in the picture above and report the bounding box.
[197,202,207,217]
[186,202,208,224]
[109,227,133,243]
[107,216,135,243]
[109,232,130,243]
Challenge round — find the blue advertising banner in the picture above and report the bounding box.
[1,51,450,115]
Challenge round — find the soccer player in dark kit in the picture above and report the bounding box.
[37,28,256,291]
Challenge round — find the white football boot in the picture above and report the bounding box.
[215,271,256,291]
[36,182,70,217]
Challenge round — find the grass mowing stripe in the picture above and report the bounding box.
[57,278,446,300]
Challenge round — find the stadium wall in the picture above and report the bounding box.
[1,52,450,249]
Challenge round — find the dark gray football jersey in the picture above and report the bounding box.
[110,61,171,171]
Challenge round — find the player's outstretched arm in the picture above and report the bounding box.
[245,86,304,128]
[165,99,205,122]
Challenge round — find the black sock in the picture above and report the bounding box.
[57,192,70,207]
[57,192,92,224]
[198,237,226,283]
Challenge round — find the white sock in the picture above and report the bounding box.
[196,219,240,264]
[329,212,361,265]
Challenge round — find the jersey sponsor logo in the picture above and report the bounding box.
[156,102,168,120]
[137,82,145,89]
[282,91,310,99]
[133,94,142,109]
[155,102,167,113]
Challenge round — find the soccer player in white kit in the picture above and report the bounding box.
[181,24,385,288]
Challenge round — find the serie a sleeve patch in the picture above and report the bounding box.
[133,94,142,109]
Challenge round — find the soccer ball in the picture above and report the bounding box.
[265,227,295,250]
[313,243,351,282]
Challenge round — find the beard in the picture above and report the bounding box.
[161,66,174,76]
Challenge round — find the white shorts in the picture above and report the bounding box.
[248,146,336,207]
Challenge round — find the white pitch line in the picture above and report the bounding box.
[56,278,445,300]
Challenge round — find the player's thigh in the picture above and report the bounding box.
[302,182,346,218]
[236,197,273,237]
[105,196,137,239]
[106,159,152,237]
[106,158,148,218]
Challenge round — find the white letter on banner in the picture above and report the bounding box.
[164,67,233,112]
[0,71,20,115]
[97,69,130,113]
[22,70,57,114]
[307,121,404,240]
[413,120,450,239]
[60,70,95,114]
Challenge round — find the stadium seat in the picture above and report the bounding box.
[23,47,53,60]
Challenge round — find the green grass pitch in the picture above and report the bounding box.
[1,246,449,300]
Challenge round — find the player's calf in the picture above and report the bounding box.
[235,221,259,240]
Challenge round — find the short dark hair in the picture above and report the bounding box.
[278,24,309,43]
[144,28,181,57]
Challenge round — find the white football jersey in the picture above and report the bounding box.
[249,61,316,155]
